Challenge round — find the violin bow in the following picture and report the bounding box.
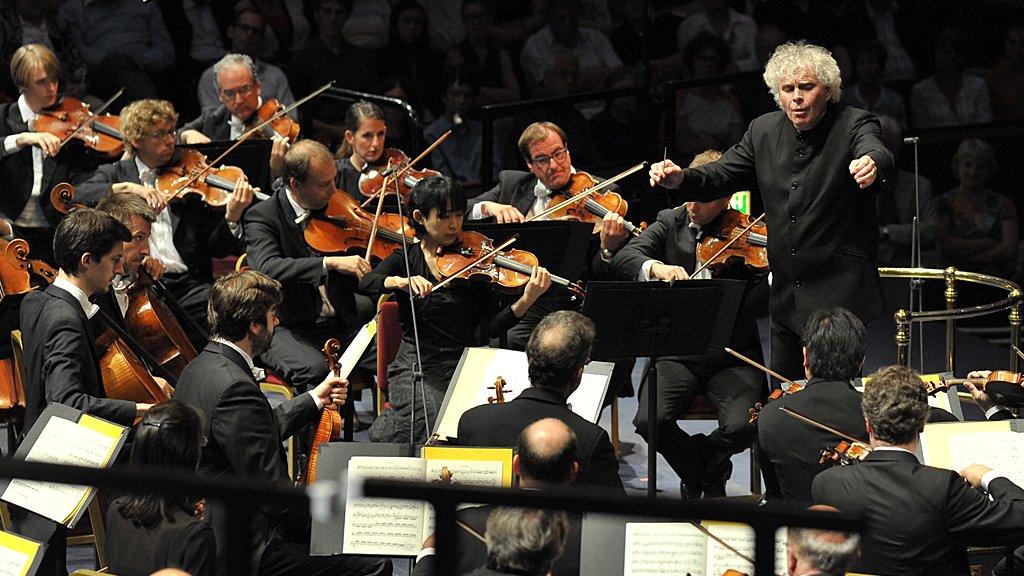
[689,213,766,278]
[724,346,799,390]
[687,521,755,567]
[56,86,125,149]
[779,406,861,443]
[165,81,334,201]
[525,162,646,222]
[429,234,518,293]
[359,129,452,208]
[1013,344,1024,364]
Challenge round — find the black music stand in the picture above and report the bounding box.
[181,139,273,196]
[582,280,744,498]
[464,220,593,281]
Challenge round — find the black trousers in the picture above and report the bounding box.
[632,355,764,485]
[770,319,805,388]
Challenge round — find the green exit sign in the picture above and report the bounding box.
[729,191,751,215]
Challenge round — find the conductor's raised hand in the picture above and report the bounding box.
[849,155,877,189]
[649,159,684,189]
[313,374,349,408]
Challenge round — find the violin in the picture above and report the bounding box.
[487,376,510,403]
[155,148,250,210]
[303,188,417,260]
[542,171,644,236]
[358,148,441,204]
[35,95,124,158]
[250,98,299,142]
[303,339,345,484]
[748,382,804,424]
[434,230,585,300]
[941,371,1024,407]
[819,440,871,466]
[696,209,768,275]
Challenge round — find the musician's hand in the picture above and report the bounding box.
[18,131,61,157]
[178,129,211,145]
[849,155,877,189]
[480,201,525,223]
[0,219,12,239]
[326,255,372,278]
[520,266,552,307]
[389,275,433,297]
[142,256,166,280]
[959,463,993,490]
[115,182,168,213]
[599,212,628,252]
[269,135,289,179]
[154,376,174,398]
[964,371,996,412]
[224,176,255,223]
[649,159,684,189]
[650,262,690,282]
[313,375,348,408]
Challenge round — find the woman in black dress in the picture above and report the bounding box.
[359,176,551,444]
[105,401,215,576]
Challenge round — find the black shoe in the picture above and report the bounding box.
[701,459,733,498]
[680,480,703,499]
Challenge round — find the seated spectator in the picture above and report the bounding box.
[608,0,680,82]
[928,138,1018,279]
[421,0,464,53]
[862,0,916,83]
[735,23,787,122]
[377,75,426,157]
[911,29,992,129]
[58,0,174,104]
[342,0,391,50]
[235,0,311,64]
[448,0,521,106]
[378,0,445,120]
[519,0,625,117]
[986,24,1024,122]
[105,401,216,576]
[0,0,86,102]
[674,32,743,164]
[676,0,758,71]
[423,73,497,195]
[876,116,935,268]
[197,9,295,113]
[842,39,907,129]
[155,0,230,119]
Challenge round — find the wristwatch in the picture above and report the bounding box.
[600,247,616,261]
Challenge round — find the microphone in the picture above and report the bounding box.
[903,137,919,145]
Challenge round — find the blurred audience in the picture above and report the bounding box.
[674,32,743,164]
[235,0,311,64]
[843,39,908,129]
[986,24,1024,122]
[341,0,390,50]
[911,29,992,129]
[876,116,934,267]
[447,0,521,106]
[423,73,497,195]
[676,0,758,71]
[379,0,445,119]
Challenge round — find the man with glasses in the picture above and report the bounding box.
[77,99,255,334]
[195,10,295,112]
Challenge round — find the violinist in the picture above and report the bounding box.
[0,44,96,264]
[334,100,391,205]
[813,364,1024,576]
[608,150,767,498]
[359,175,551,444]
[243,139,374,393]
[77,99,253,334]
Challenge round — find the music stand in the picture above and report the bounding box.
[181,139,273,196]
[582,280,744,498]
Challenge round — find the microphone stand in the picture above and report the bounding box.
[904,137,924,370]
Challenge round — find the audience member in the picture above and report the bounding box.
[928,138,1017,279]
[421,0,464,53]
[448,0,521,106]
[378,0,445,119]
[0,0,86,101]
[911,29,992,129]
[785,505,861,576]
[424,73,496,194]
[58,0,174,103]
[197,9,296,112]
[862,0,916,83]
[676,0,758,71]
[607,0,680,81]
[842,39,908,129]
[735,23,787,122]
[105,401,216,576]
[342,0,391,50]
[154,0,230,119]
[235,0,311,64]
[986,24,1024,122]
[674,32,744,163]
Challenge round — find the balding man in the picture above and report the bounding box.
[243,139,373,392]
[786,505,860,576]
[414,418,583,576]
[458,311,623,493]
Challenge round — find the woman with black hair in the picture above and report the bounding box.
[105,401,215,576]
[359,176,551,444]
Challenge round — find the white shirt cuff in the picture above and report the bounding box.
[981,470,1006,493]
[984,405,1008,420]
[3,134,22,154]
[415,547,436,563]
[639,259,660,281]
[469,202,487,220]
[307,390,324,410]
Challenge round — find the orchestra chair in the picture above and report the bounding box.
[259,382,297,481]
[375,295,401,416]
[3,330,29,453]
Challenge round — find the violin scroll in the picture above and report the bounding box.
[487,376,510,404]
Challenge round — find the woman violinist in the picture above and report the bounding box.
[335,100,390,205]
[359,175,551,444]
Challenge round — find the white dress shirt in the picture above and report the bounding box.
[53,274,100,319]
[3,95,48,229]
[284,186,334,319]
[137,157,189,274]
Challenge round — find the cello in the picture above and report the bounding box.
[302,339,345,484]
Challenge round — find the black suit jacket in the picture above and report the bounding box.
[677,106,894,332]
[180,105,233,142]
[174,341,318,569]
[243,187,359,327]
[756,378,868,502]
[411,504,581,576]
[813,449,1024,576]
[457,387,624,494]
[20,284,136,430]
[468,170,540,219]
[0,102,95,225]
[77,156,241,283]
[105,497,217,576]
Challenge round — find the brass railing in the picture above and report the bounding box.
[880,267,1022,374]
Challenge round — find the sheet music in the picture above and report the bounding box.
[337,320,376,379]
[623,523,706,576]
[705,523,787,576]
[1,417,119,524]
[421,459,505,540]
[342,457,426,556]
[946,431,1024,487]
[0,530,39,576]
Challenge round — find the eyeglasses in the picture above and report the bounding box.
[529,148,568,169]
[144,129,176,140]
[219,83,256,100]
